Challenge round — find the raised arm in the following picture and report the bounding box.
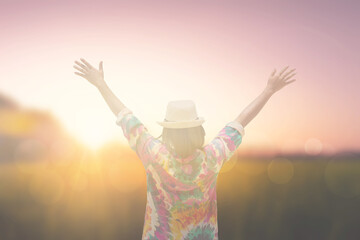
[235,66,297,128]
[74,58,167,170]
[73,58,126,116]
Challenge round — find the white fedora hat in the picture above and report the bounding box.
[157,100,205,129]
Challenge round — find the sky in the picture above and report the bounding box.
[1,0,359,155]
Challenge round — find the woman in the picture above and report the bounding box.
[73,58,296,240]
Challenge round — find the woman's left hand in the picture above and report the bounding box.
[74,58,105,88]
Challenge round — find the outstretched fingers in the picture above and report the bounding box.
[99,61,103,72]
[73,65,87,74]
[74,71,86,78]
[279,65,289,77]
[74,60,88,71]
[80,58,94,69]
[285,79,296,85]
[282,68,296,79]
[284,72,296,81]
[271,68,277,76]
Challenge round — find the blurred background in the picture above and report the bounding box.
[1,0,359,239]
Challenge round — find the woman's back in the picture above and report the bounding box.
[116,109,244,240]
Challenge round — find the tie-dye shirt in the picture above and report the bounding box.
[116,107,245,240]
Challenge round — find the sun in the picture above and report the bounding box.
[71,106,112,150]
[76,121,108,150]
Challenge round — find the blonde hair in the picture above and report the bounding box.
[156,126,205,158]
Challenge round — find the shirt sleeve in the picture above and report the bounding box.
[203,121,245,174]
[115,107,164,169]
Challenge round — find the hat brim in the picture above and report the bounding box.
[156,118,205,129]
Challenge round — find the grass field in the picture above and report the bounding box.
[1,143,359,240]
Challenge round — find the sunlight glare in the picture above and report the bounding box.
[73,106,109,150]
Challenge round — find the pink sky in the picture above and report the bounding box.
[1,0,359,155]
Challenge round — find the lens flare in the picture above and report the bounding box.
[219,150,238,174]
[304,138,323,155]
[267,158,294,184]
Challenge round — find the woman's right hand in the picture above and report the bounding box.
[73,58,105,88]
[266,66,297,94]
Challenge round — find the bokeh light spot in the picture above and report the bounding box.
[304,138,323,155]
[267,158,294,184]
[219,151,238,174]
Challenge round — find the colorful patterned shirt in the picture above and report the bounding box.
[116,107,245,240]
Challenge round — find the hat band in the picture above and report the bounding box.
[164,117,199,122]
